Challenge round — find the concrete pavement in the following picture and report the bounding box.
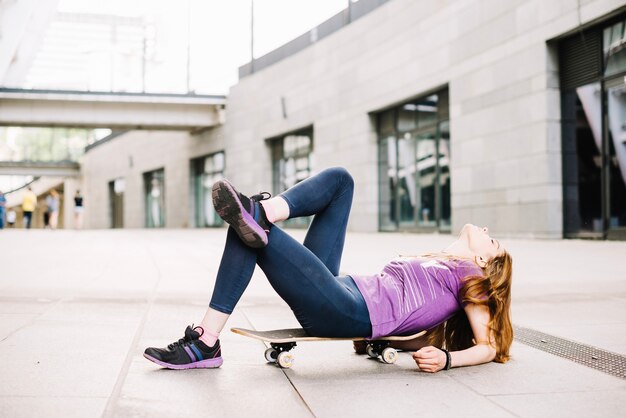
[0,228,625,417]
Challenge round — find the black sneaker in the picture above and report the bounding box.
[143,325,223,369]
[212,179,272,248]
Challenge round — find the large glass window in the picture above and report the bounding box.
[561,15,626,239]
[606,79,626,231]
[415,131,437,227]
[438,121,451,228]
[562,83,603,235]
[378,133,397,231]
[604,18,626,235]
[378,89,450,232]
[604,19,626,77]
[270,127,313,228]
[192,152,225,227]
[144,169,165,228]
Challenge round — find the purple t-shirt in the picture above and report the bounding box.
[351,258,483,339]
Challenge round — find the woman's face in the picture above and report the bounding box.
[460,223,503,265]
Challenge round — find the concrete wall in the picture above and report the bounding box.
[81,127,224,229]
[224,0,626,238]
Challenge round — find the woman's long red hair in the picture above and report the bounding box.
[427,252,513,363]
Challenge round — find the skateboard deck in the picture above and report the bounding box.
[231,327,426,368]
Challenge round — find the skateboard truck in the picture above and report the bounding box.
[265,342,297,368]
[365,341,398,364]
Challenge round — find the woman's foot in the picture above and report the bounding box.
[212,179,272,248]
[143,325,223,369]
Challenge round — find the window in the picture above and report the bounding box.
[192,152,225,227]
[269,127,313,228]
[144,169,165,228]
[560,15,626,239]
[378,89,450,232]
[604,19,626,77]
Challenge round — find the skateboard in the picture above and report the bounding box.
[231,327,426,369]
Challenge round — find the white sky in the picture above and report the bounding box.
[56,0,351,94]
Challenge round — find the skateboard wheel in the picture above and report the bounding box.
[366,344,378,359]
[381,347,398,364]
[277,352,294,369]
[264,347,278,363]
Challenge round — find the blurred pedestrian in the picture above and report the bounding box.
[7,209,16,228]
[46,189,60,230]
[74,190,84,229]
[22,187,37,229]
[0,190,6,229]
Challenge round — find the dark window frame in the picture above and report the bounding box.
[143,168,166,228]
[376,88,451,233]
[267,126,314,228]
[558,11,626,240]
[191,151,225,228]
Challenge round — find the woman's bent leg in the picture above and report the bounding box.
[143,227,256,369]
[206,168,354,338]
[257,227,371,337]
[208,227,257,314]
[279,167,354,275]
[208,223,371,338]
[200,224,369,345]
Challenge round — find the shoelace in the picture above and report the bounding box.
[249,191,271,202]
[167,325,205,350]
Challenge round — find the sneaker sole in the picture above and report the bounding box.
[143,353,223,369]
[212,180,268,248]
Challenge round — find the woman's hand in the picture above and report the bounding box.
[412,346,446,373]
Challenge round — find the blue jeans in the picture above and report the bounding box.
[209,167,372,338]
[23,211,33,229]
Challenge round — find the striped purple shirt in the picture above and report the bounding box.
[351,258,483,339]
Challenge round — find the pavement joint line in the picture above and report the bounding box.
[513,324,626,380]
[0,298,65,344]
[485,388,626,397]
[101,301,152,418]
[449,356,522,418]
[239,307,316,418]
[101,244,164,418]
[280,371,317,418]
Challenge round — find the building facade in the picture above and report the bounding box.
[81,128,225,229]
[81,0,626,239]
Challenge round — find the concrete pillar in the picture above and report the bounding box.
[63,178,80,229]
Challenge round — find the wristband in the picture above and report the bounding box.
[439,348,452,370]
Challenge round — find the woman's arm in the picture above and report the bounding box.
[412,303,496,372]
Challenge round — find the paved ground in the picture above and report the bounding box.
[0,228,625,417]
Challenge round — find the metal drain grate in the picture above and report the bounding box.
[513,325,626,380]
